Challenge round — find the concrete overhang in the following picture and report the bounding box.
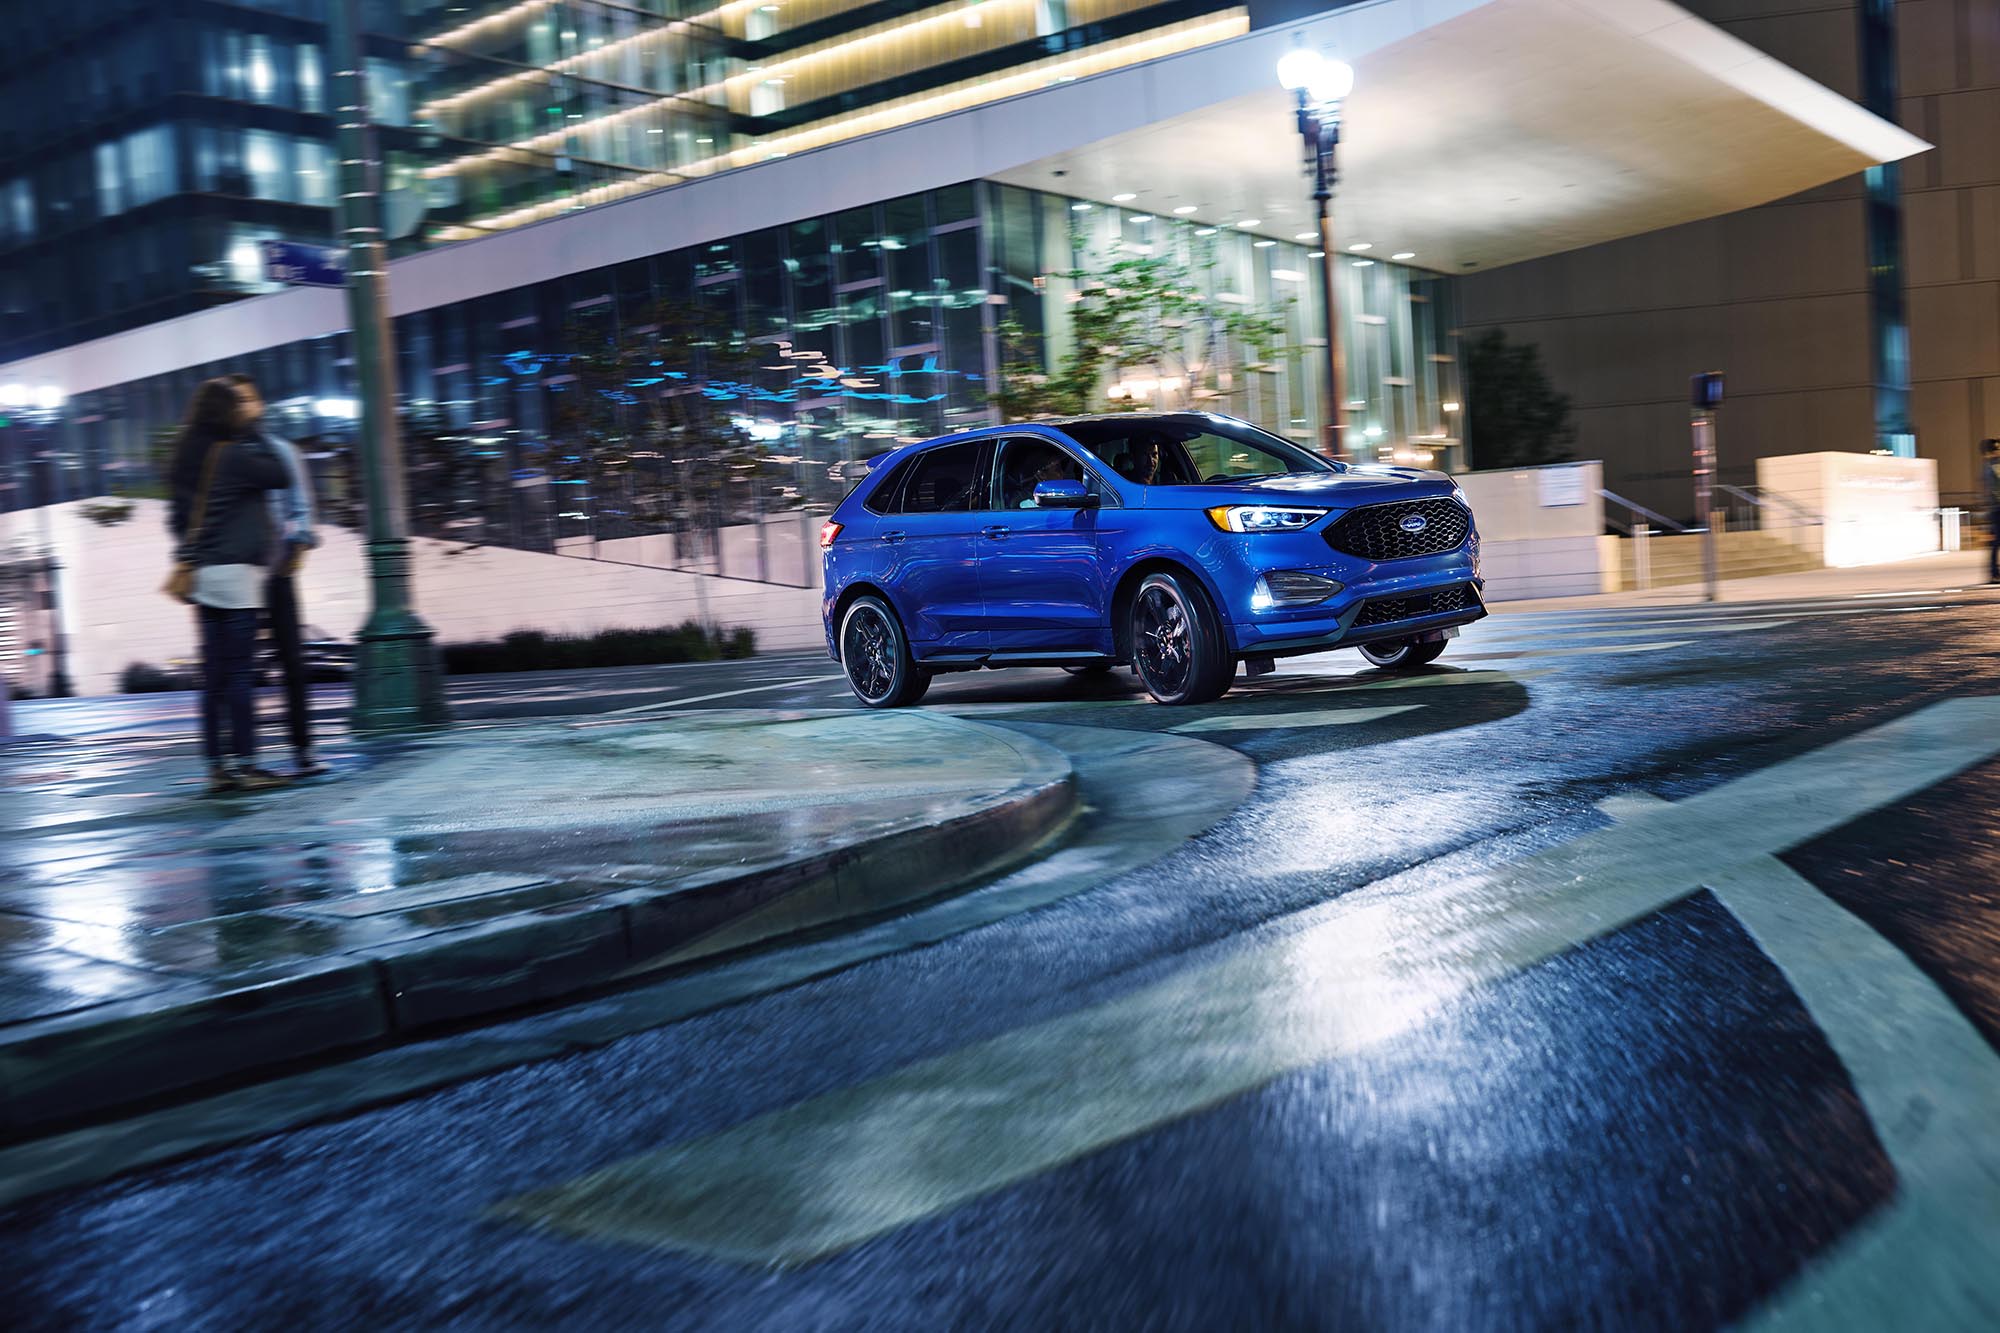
[998,0,1932,272]
[2,0,1927,394]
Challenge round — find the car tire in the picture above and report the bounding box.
[840,595,931,707]
[1129,571,1231,706]
[1358,638,1446,670]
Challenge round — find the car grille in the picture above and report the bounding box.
[1324,498,1471,561]
[1353,582,1476,628]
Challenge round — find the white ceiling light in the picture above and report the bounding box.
[1294,231,1317,241]
[1237,218,1261,228]
[1392,251,1415,260]
[1173,205,1198,215]
[1347,242,1372,252]
[1112,192,1137,202]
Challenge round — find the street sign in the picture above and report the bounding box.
[1537,463,1588,507]
[260,240,347,288]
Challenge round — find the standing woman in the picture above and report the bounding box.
[168,377,291,793]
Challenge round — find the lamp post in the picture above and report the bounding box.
[329,0,449,732]
[1277,47,1354,462]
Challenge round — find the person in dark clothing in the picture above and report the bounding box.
[1983,438,2000,583]
[168,377,291,794]
[222,374,325,776]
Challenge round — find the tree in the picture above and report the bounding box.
[992,230,1292,421]
[558,298,787,568]
[1462,328,1575,469]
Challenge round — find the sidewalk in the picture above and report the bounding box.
[0,709,1076,1138]
[1493,549,1995,615]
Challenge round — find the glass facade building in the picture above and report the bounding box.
[16,180,1461,588]
[0,0,1274,361]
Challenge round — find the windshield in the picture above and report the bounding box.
[1057,417,1338,487]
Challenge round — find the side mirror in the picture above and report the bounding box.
[1034,479,1097,509]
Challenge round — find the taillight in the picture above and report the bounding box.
[818,520,843,549]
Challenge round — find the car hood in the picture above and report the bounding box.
[1139,467,1460,509]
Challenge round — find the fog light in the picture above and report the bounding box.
[1256,570,1343,608]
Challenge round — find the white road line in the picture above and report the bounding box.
[1169,704,1423,734]
[1602,794,2000,1332]
[598,675,843,714]
[1472,619,1794,640]
[1451,640,1694,661]
[498,697,2000,1267]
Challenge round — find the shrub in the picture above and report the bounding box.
[120,662,194,693]
[439,622,757,676]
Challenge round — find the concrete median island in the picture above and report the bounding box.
[0,709,1076,1138]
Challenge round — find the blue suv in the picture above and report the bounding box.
[820,412,1484,707]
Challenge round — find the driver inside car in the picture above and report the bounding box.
[1114,437,1163,486]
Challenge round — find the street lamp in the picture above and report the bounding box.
[1278,45,1354,461]
[328,0,448,732]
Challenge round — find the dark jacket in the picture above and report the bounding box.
[1985,455,2000,509]
[169,430,288,568]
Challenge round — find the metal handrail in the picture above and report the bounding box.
[1716,483,1820,528]
[1598,488,1688,534]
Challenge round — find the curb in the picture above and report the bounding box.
[0,726,1077,1141]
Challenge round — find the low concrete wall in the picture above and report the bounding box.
[18,500,826,697]
[1454,462,1614,601]
[1756,452,1940,567]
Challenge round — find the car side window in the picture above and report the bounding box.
[996,438,1088,509]
[862,455,915,515]
[895,441,984,514]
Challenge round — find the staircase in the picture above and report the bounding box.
[1616,530,1822,590]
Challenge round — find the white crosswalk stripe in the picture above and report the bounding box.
[1169,704,1423,734]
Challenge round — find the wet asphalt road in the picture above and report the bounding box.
[5,588,2000,1331]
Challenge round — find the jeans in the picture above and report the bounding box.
[265,572,313,755]
[198,605,260,764]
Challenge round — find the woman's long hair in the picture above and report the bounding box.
[169,378,247,496]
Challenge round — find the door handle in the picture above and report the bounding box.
[981,525,1012,540]
[881,530,906,544]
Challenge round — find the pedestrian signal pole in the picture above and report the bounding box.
[1691,372,1725,604]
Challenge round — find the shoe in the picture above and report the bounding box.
[231,766,292,792]
[204,768,240,796]
[293,751,331,778]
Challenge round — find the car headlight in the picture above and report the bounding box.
[1204,504,1328,533]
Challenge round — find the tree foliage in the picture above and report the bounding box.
[551,298,792,562]
[993,232,1292,421]
[1462,328,1575,470]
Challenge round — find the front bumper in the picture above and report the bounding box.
[1212,529,1484,657]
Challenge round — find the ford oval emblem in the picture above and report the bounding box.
[1399,513,1429,534]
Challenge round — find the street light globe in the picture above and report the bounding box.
[0,384,27,408]
[1308,58,1354,104]
[33,386,64,412]
[1276,47,1323,92]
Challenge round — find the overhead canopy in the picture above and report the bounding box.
[995,0,1929,272]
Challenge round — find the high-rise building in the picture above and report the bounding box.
[0,0,1263,362]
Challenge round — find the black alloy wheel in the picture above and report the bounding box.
[840,596,931,707]
[1129,571,1231,705]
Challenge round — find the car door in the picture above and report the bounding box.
[878,439,990,653]
[979,436,1112,653]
